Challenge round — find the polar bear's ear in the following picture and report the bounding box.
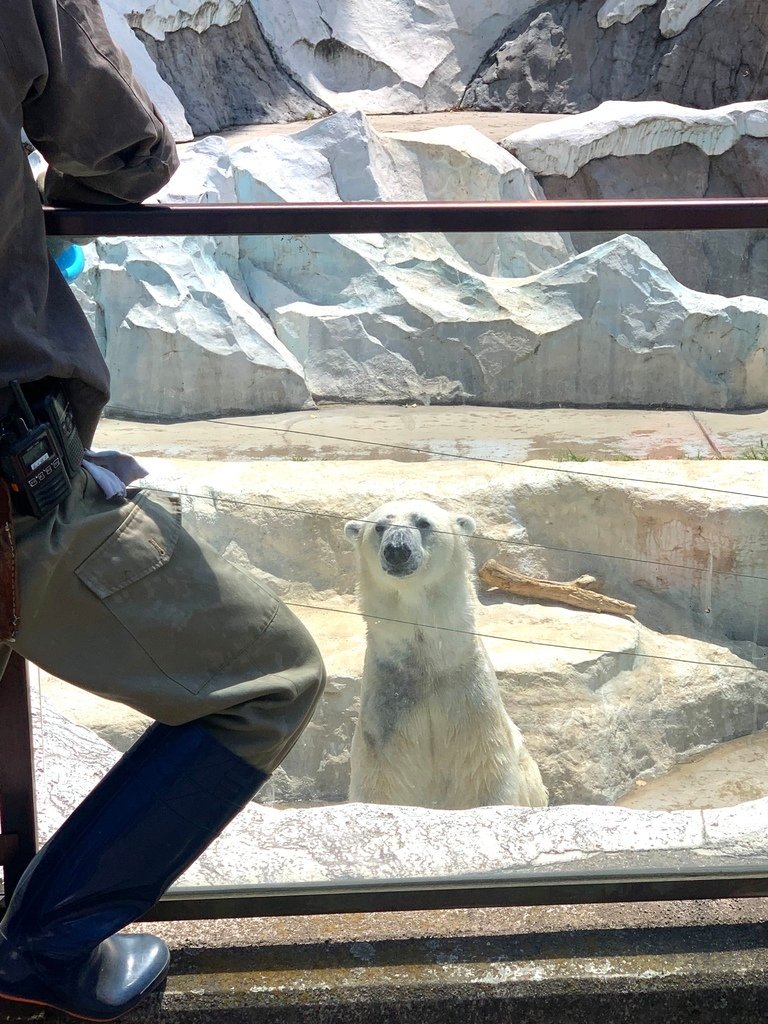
[344,520,364,543]
[455,515,476,537]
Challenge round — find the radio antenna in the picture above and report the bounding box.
[10,380,36,428]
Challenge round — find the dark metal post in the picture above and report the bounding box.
[0,653,37,904]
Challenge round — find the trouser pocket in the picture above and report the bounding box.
[75,490,278,695]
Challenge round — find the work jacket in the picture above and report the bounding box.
[0,0,178,445]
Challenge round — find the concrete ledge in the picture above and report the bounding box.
[4,900,766,1023]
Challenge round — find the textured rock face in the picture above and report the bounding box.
[107,0,540,128]
[33,669,768,886]
[103,0,765,130]
[135,5,328,136]
[91,235,313,419]
[656,0,716,36]
[463,0,767,114]
[77,113,582,416]
[73,111,768,414]
[597,0,658,29]
[100,0,193,140]
[252,0,540,114]
[114,0,249,37]
[538,142,768,298]
[503,101,768,298]
[73,139,313,419]
[259,230,768,410]
[229,113,572,408]
[503,100,768,179]
[597,0,716,35]
[73,111,768,413]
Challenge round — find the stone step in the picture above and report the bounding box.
[6,904,766,1023]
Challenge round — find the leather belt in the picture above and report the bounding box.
[0,479,20,643]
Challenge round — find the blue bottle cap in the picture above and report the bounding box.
[55,243,85,282]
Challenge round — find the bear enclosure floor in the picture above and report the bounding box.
[214,111,570,148]
[94,404,768,463]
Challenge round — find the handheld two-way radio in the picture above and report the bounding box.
[0,382,78,518]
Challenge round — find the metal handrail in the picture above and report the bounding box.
[4,196,768,915]
[44,196,768,237]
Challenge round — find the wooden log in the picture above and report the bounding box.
[478,560,637,618]
[572,574,601,592]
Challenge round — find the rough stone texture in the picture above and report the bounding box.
[39,456,768,808]
[135,5,329,137]
[597,0,717,35]
[73,136,313,419]
[115,0,249,38]
[539,142,768,298]
[503,101,768,298]
[597,0,659,28]
[73,110,768,413]
[80,112,614,416]
[29,686,768,891]
[75,110,768,414]
[78,232,312,419]
[100,0,193,140]
[252,0,542,114]
[97,0,767,133]
[258,230,768,411]
[230,110,563,279]
[502,100,768,179]
[462,0,768,114]
[657,0,717,35]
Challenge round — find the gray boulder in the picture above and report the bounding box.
[503,100,768,298]
[462,0,767,114]
[539,139,768,298]
[134,4,329,136]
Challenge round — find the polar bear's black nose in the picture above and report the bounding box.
[383,540,411,565]
[380,526,420,576]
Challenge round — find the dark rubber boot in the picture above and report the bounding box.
[0,721,268,1021]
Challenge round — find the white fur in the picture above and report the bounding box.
[344,499,548,810]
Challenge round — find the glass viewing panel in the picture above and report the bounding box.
[28,223,768,898]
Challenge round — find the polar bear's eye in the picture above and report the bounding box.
[415,517,431,531]
[375,522,385,535]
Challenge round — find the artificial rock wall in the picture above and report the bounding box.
[101,0,766,138]
[75,104,768,418]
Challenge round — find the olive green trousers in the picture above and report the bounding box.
[0,469,325,771]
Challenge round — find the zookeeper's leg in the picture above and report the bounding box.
[0,472,326,1021]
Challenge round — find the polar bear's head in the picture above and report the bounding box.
[344,499,476,584]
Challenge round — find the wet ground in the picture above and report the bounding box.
[94,404,768,464]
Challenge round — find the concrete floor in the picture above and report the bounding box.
[93,404,768,463]
[121,901,768,1023]
[213,111,569,149]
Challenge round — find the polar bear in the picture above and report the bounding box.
[344,499,548,810]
